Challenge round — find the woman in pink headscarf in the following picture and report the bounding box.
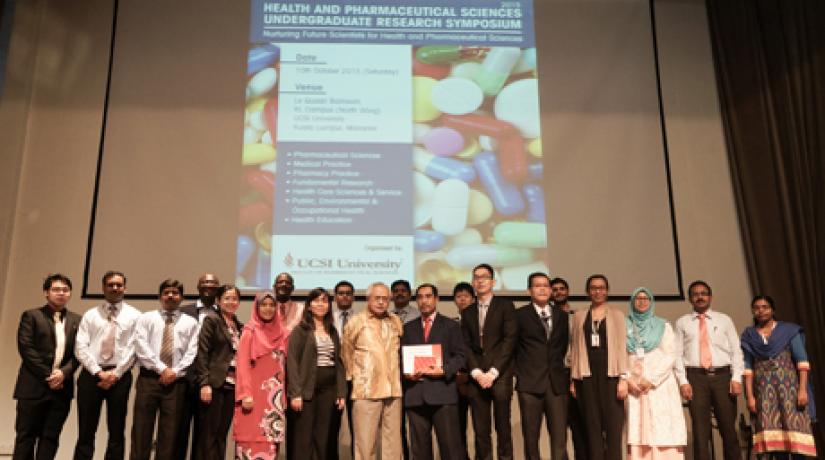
[234,291,287,460]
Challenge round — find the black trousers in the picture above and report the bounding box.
[175,378,201,460]
[518,388,569,460]
[291,367,338,460]
[407,403,464,460]
[567,392,588,460]
[457,392,470,459]
[196,385,235,460]
[12,396,71,460]
[686,367,740,460]
[130,372,187,460]
[327,380,354,460]
[575,376,624,460]
[468,385,513,460]
[73,369,133,460]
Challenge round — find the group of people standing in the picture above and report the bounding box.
[10,267,817,460]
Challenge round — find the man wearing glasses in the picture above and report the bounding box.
[460,264,517,460]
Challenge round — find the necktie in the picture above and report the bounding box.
[340,310,349,331]
[699,313,712,369]
[423,317,432,342]
[397,309,407,322]
[541,310,551,339]
[53,311,66,370]
[99,305,117,362]
[478,303,488,346]
[160,312,175,368]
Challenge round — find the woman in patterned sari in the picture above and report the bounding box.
[742,295,816,458]
[234,291,288,460]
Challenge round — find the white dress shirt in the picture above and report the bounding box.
[332,304,361,334]
[52,310,66,370]
[392,304,420,324]
[673,308,744,384]
[75,301,142,377]
[533,303,552,336]
[134,309,199,375]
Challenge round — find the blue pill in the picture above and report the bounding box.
[529,162,543,181]
[415,229,446,252]
[236,235,255,274]
[474,151,525,215]
[248,44,280,75]
[523,183,545,223]
[414,148,476,182]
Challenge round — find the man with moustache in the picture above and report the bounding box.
[460,264,517,460]
[328,280,360,459]
[274,272,303,333]
[550,276,587,460]
[402,283,466,460]
[342,282,404,460]
[674,280,743,460]
[177,273,220,459]
[73,271,141,460]
[12,273,81,460]
[131,279,199,460]
[515,273,569,460]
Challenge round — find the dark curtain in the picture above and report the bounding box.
[706,0,825,452]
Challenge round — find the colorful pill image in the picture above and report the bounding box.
[415,45,490,65]
[239,201,272,230]
[412,57,451,80]
[529,162,543,181]
[244,169,275,203]
[512,47,537,74]
[422,127,465,157]
[448,228,483,247]
[247,44,279,75]
[414,172,435,228]
[467,189,494,226]
[498,135,529,183]
[414,147,476,182]
[262,98,278,142]
[474,151,525,215]
[495,78,541,139]
[528,138,542,157]
[431,77,484,115]
[523,183,546,223]
[446,243,533,268]
[243,143,277,165]
[415,229,446,252]
[473,47,522,96]
[493,221,547,248]
[254,248,271,288]
[236,235,255,274]
[501,260,549,290]
[431,179,469,236]
[451,61,482,80]
[454,138,481,160]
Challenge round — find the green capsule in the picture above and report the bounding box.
[493,222,547,248]
[415,46,489,65]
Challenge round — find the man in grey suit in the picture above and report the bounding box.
[12,273,81,460]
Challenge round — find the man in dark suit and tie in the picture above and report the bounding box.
[12,273,81,460]
[176,272,220,459]
[515,272,570,460]
[460,263,517,460]
[401,283,466,460]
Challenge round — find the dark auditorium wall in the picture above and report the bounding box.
[0,0,752,458]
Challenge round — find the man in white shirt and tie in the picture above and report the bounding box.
[131,279,199,460]
[73,271,141,460]
[674,280,744,460]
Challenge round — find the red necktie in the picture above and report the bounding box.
[423,317,432,342]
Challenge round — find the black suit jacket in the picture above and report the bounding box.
[286,324,346,401]
[180,301,216,383]
[515,304,570,396]
[194,311,243,389]
[401,314,466,407]
[460,296,517,393]
[14,305,81,400]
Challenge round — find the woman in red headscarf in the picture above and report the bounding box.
[234,291,287,460]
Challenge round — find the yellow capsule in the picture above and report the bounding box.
[246,98,268,113]
[413,76,441,122]
[254,222,271,252]
[467,189,493,226]
[454,138,482,159]
[243,143,276,165]
[528,138,542,158]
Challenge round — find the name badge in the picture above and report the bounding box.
[591,333,600,348]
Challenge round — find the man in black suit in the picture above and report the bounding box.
[401,283,466,460]
[460,263,517,460]
[12,273,81,460]
[176,273,220,459]
[515,272,570,460]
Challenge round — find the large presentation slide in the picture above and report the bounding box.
[237,1,546,291]
[86,0,682,298]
